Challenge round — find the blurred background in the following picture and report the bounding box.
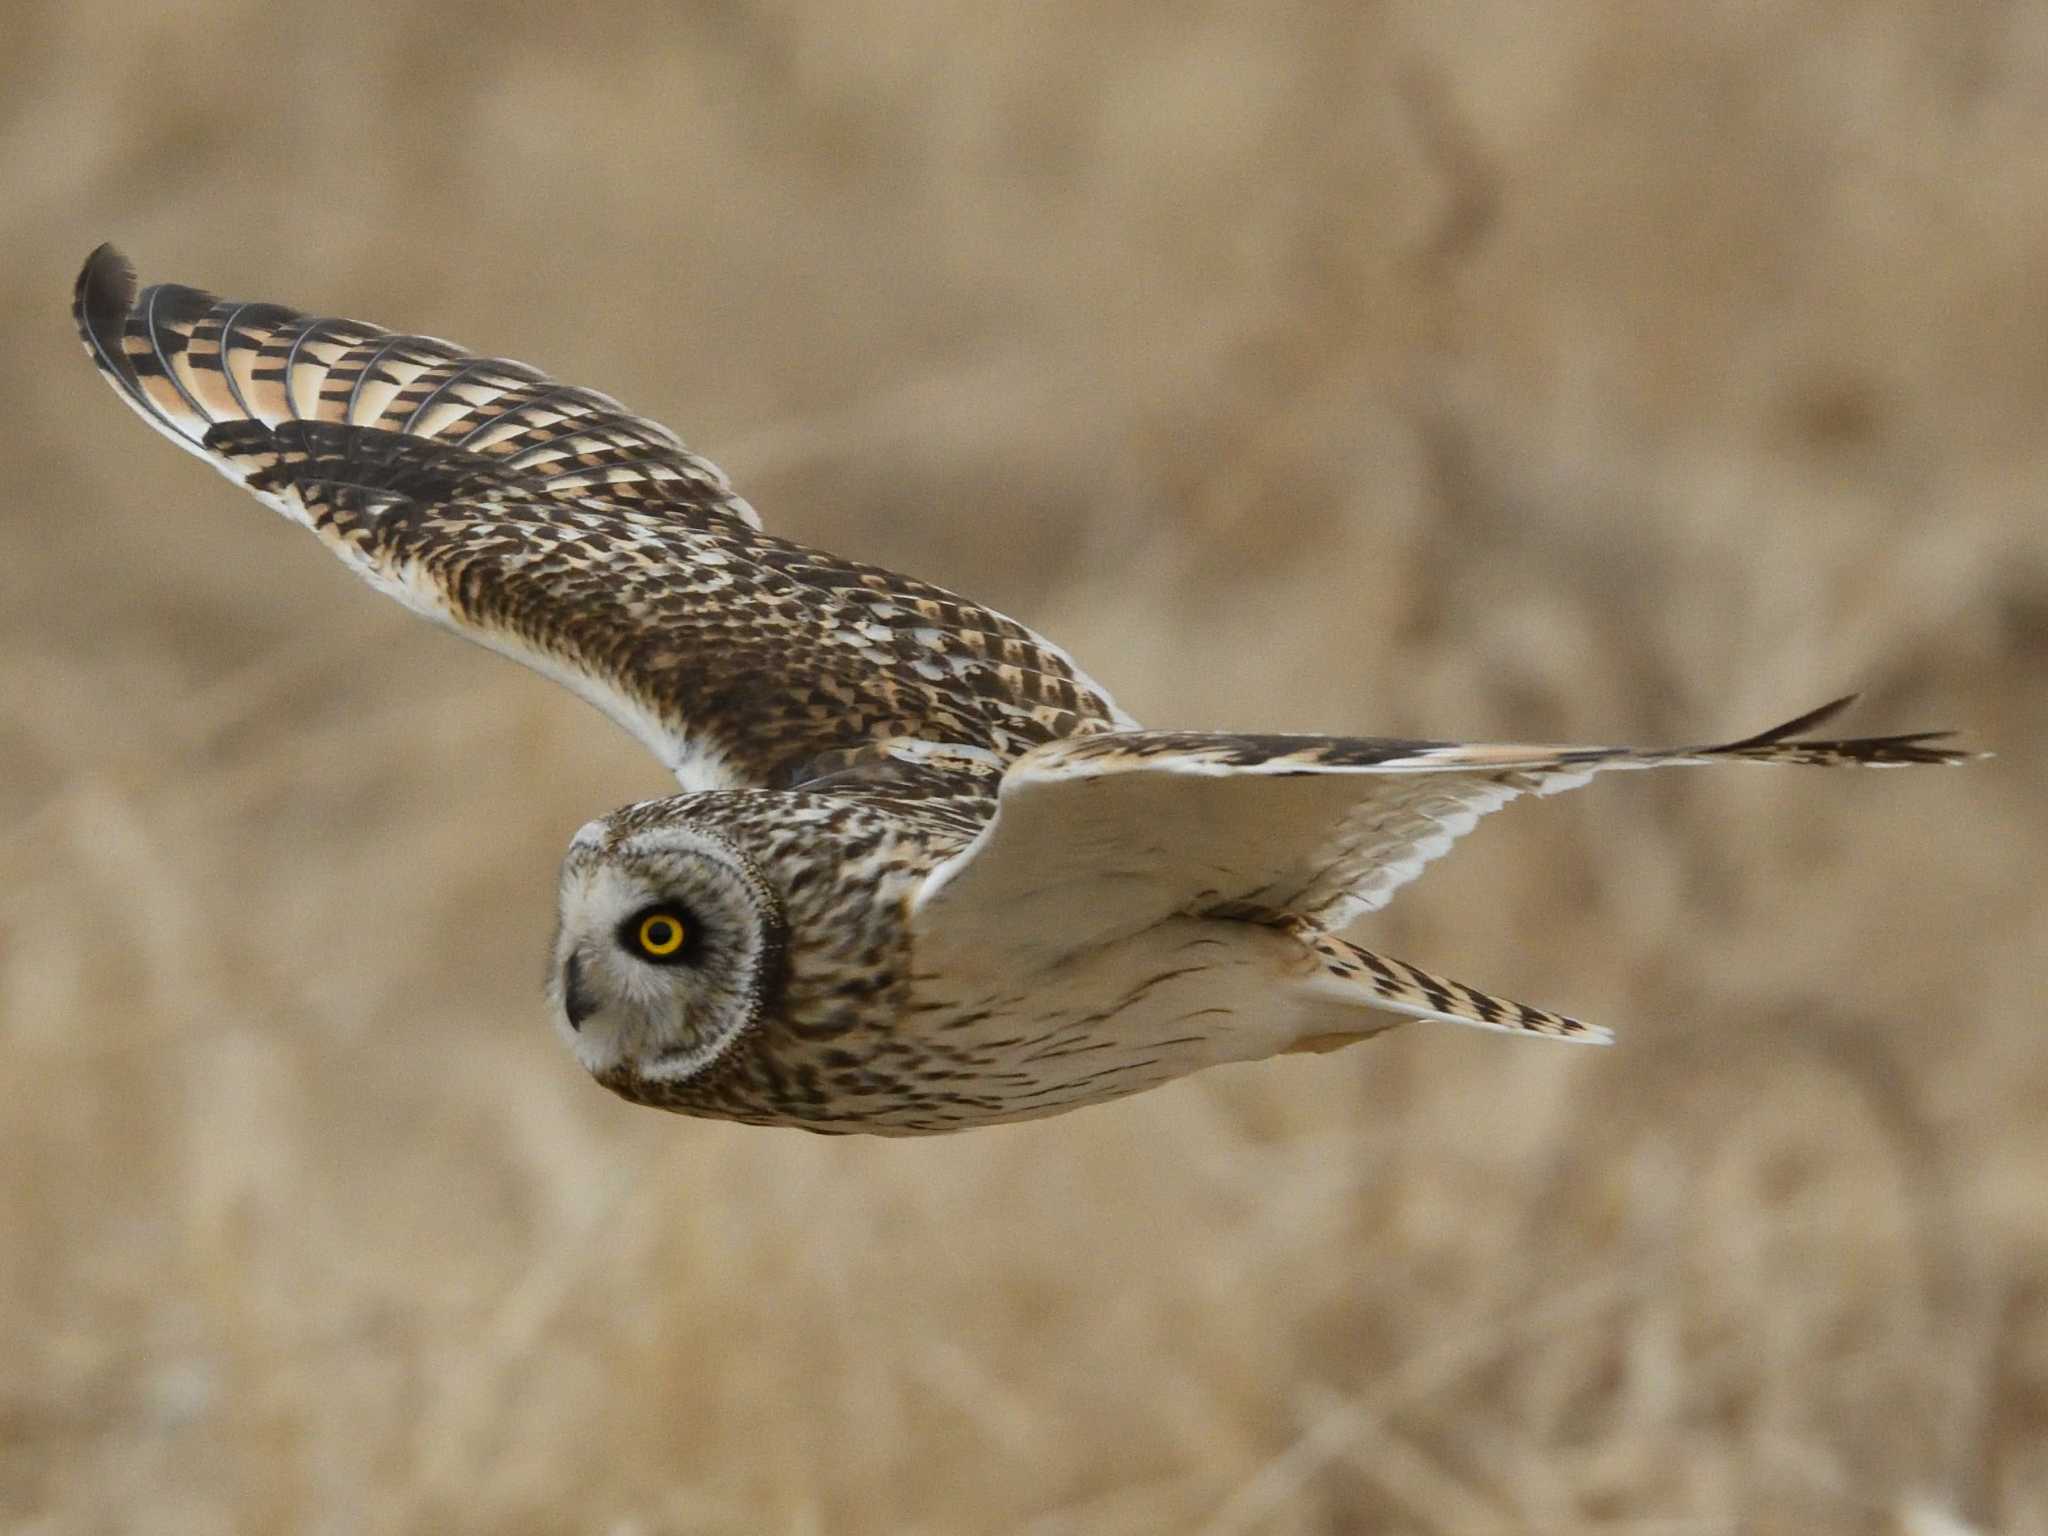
[4,3,2044,1532]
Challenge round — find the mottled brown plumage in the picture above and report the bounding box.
[74,245,1974,1133]
[72,244,1126,794]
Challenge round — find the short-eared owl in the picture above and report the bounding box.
[74,246,1969,1134]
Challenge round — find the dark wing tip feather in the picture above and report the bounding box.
[74,242,140,384]
[74,245,229,444]
[1705,694,1860,752]
[1702,698,1981,766]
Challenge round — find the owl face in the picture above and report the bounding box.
[548,814,789,1090]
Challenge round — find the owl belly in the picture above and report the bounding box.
[834,917,1310,1133]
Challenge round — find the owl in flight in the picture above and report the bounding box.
[74,245,1968,1134]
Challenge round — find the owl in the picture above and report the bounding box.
[73,246,1969,1134]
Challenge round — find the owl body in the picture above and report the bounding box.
[555,786,1312,1133]
[74,246,1970,1135]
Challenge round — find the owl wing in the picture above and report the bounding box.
[74,245,1130,789]
[910,699,1970,968]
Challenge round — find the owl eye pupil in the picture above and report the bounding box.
[629,907,692,961]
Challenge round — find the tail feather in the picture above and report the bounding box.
[1290,924,1612,1046]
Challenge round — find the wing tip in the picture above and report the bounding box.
[1707,693,1860,752]
[74,242,139,378]
[1702,696,1982,767]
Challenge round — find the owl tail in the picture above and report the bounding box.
[1284,922,1613,1048]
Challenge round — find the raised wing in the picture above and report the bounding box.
[74,245,1129,789]
[910,699,1970,966]
[75,248,763,529]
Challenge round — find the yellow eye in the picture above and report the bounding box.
[636,911,687,958]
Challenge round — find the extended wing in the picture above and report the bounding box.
[75,245,1129,789]
[910,699,1970,968]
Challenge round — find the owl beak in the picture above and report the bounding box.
[562,951,600,1031]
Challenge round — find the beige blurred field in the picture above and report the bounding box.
[4,3,2046,1532]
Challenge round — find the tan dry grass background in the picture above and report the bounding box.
[3,3,2045,1532]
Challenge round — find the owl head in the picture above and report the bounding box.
[547,806,792,1091]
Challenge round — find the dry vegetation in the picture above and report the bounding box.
[4,2,2046,1531]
